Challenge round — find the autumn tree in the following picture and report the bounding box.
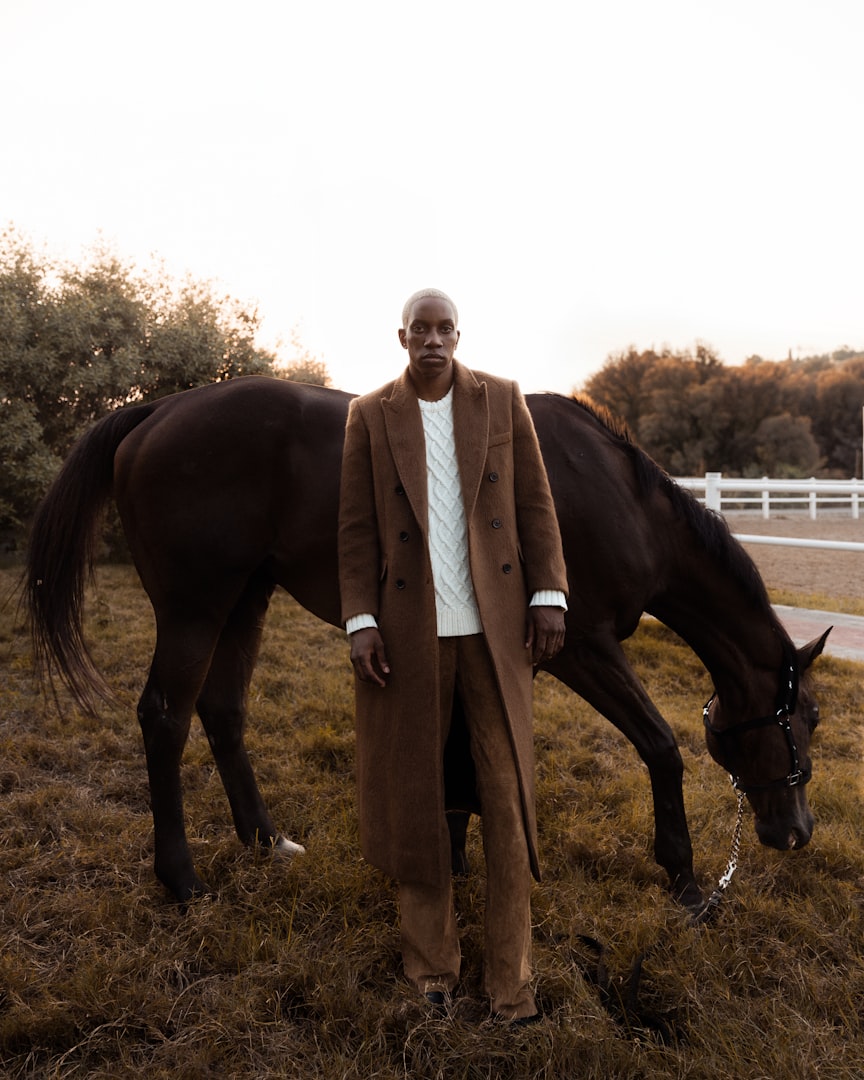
[753,413,822,477]
[584,344,722,472]
[810,358,864,475]
[581,347,658,432]
[580,343,862,477]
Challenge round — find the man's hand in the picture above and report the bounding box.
[524,606,566,665]
[349,627,391,686]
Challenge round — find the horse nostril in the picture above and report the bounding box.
[789,821,814,851]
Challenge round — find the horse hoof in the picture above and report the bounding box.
[169,878,213,905]
[272,835,306,858]
[673,881,705,915]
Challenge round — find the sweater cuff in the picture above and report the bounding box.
[530,590,567,612]
[345,613,378,635]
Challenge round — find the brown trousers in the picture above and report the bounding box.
[399,634,536,1020]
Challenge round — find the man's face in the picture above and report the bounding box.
[399,296,460,395]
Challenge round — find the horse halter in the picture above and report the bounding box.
[702,652,810,794]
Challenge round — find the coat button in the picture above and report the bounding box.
[488,472,499,482]
[399,531,409,542]
[491,518,502,529]
[395,484,405,496]
[502,563,512,574]
[395,579,406,590]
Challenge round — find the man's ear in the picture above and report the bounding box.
[398,328,407,348]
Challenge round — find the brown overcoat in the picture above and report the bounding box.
[338,360,568,887]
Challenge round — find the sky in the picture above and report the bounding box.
[1,0,862,396]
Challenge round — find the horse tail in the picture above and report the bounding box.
[26,402,157,714]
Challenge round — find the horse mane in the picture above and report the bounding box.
[557,393,775,615]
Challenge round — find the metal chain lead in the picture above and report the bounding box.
[690,783,745,925]
[717,785,745,890]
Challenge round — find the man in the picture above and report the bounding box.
[338,288,567,1024]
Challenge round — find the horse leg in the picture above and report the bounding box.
[544,636,703,911]
[195,572,304,859]
[137,621,220,902]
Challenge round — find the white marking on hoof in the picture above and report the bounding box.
[272,835,306,857]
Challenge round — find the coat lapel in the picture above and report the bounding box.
[381,370,429,543]
[381,361,489,534]
[452,361,489,519]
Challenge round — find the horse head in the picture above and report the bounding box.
[703,629,831,852]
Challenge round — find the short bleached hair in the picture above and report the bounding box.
[401,288,459,328]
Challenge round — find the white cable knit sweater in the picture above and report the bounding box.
[418,390,483,636]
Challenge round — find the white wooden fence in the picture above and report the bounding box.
[674,473,864,552]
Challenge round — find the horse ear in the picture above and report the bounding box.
[797,628,832,672]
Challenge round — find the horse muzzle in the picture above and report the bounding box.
[751,792,814,851]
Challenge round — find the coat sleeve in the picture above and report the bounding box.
[511,383,569,599]
[338,398,382,626]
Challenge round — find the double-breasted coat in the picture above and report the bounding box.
[338,360,568,888]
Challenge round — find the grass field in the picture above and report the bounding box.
[0,565,862,1079]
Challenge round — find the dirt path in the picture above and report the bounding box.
[724,513,863,602]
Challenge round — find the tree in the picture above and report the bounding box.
[635,351,717,473]
[0,398,57,533]
[584,345,724,473]
[581,347,660,432]
[752,413,822,477]
[277,324,331,386]
[0,230,285,540]
[0,229,62,531]
[810,359,864,475]
[578,341,862,478]
[138,276,277,400]
[699,363,798,474]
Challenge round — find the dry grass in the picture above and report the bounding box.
[1,565,862,1079]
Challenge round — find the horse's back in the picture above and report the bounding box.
[115,377,350,465]
[526,393,679,634]
[113,377,351,624]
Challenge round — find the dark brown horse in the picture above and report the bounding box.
[26,376,829,912]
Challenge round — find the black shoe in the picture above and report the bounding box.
[424,989,451,1016]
